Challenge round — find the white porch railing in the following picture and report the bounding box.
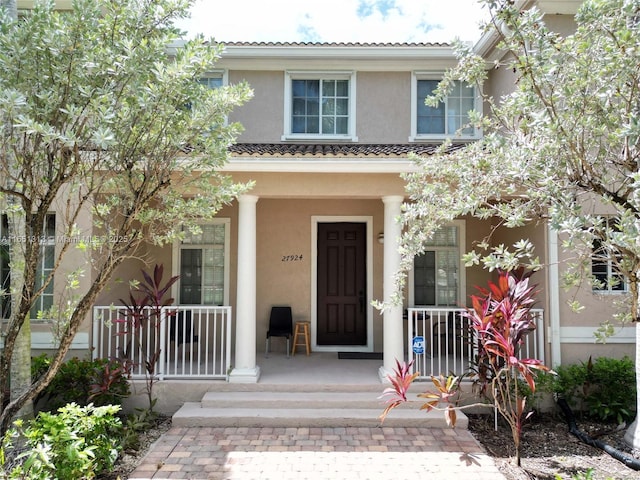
[92,305,232,380]
[407,307,545,380]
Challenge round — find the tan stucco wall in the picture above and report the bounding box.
[255,198,385,351]
[355,72,411,143]
[94,197,386,352]
[226,172,408,199]
[485,64,518,109]
[95,201,240,308]
[555,241,635,366]
[543,13,578,37]
[457,217,548,306]
[484,12,577,109]
[462,216,493,302]
[226,70,414,144]
[28,188,95,349]
[228,71,284,143]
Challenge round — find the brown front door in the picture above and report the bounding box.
[317,222,367,346]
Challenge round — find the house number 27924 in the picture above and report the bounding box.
[282,255,303,262]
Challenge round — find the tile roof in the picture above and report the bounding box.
[228,143,465,157]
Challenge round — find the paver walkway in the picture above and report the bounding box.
[129,426,506,479]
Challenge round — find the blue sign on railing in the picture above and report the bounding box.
[412,335,425,355]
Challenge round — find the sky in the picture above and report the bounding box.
[175,0,491,44]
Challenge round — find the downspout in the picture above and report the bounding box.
[547,224,562,367]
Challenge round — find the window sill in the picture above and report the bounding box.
[281,134,358,142]
[591,289,628,295]
[409,135,480,143]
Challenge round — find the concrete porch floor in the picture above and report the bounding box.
[257,351,386,385]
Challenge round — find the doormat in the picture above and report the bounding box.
[338,352,383,360]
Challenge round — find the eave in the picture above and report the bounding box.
[169,41,463,72]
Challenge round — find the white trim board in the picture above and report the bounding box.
[0,332,89,350]
[551,326,635,344]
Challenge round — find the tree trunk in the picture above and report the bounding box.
[9,317,32,419]
[5,207,32,425]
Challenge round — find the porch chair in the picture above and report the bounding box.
[265,306,293,358]
[169,310,199,359]
[432,311,468,358]
[170,310,197,346]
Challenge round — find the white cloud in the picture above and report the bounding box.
[175,0,490,44]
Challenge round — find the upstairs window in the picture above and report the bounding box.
[199,74,224,90]
[185,72,225,112]
[283,72,357,141]
[411,74,480,141]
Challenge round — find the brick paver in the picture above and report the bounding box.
[128,426,506,479]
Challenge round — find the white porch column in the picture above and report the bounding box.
[229,194,261,383]
[547,224,561,367]
[378,195,405,383]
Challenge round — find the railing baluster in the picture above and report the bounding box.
[92,305,232,380]
[406,307,544,381]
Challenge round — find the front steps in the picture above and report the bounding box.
[172,384,468,429]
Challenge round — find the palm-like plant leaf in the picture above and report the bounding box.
[379,360,419,422]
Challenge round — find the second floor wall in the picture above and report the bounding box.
[215,43,487,145]
[229,70,419,144]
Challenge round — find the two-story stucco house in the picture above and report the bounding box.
[5,1,634,403]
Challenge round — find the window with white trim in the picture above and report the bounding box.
[592,217,627,293]
[31,214,56,320]
[1,213,55,320]
[186,72,226,112]
[410,224,462,306]
[0,215,9,319]
[177,220,229,305]
[411,73,480,141]
[199,73,224,90]
[283,71,357,141]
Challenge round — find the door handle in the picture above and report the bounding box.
[359,290,364,313]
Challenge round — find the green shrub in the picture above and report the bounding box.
[6,403,123,480]
[553,356,635,424]
[31,353,51,381]
[37,356,130,412]
[121,406,158,452]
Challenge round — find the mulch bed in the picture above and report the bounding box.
[468,412,640,480]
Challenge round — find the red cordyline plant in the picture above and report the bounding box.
[467,268,552,466]
[117,264,179,412]
[380,268,552,467]
[470,267,539,394]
